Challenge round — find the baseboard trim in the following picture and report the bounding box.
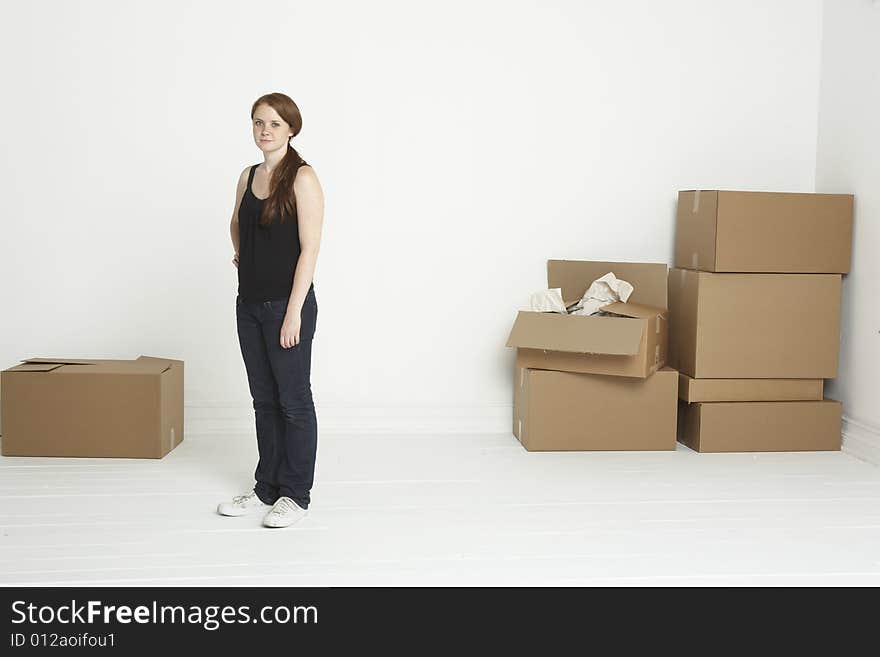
[185,402,513,435]
[841,415,880,466]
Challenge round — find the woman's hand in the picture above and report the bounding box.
[232,251,239,268]
[280,313,302,349]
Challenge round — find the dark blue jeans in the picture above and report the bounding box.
[235,288,318,509]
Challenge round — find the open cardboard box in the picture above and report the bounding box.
[1,355,184,458]
[506,260,668,378]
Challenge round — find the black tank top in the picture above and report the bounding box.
[237,162,315,303]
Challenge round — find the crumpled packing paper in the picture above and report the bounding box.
[528,272,634,316]
[568,272,634,315]
[528,288,567,313]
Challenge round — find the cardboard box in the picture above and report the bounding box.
[679,399,842,452]
[668,268,841,379]
[512,358,678,451]
[678,373,823,402]
[675,190,853,273]
[506,260,668,378]
[1,355,184,458]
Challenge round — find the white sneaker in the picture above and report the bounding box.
[262,496,308,528]
[217,489,272,517]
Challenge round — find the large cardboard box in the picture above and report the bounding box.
[678,373,823,402]
[668,268,841,379]
[674,190,853,273]
[679,399,842,453]
[506,260,668,378]
[1,355,184,458]
[512,358,678,451]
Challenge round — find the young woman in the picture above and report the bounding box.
[217,93,324,529]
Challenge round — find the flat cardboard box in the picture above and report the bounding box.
[512,357,678,451]
[678,373,823,402]
[674,190,853,273]
[1,355,184,458]
[679,399,842,452]
[668,268,841,379]
[506,260,668,378]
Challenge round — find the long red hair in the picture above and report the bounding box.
[251,93,308,227]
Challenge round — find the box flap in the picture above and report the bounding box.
[546,260,668,309]
[137,355,175,373]
[21,357,99,365]
[137,355,174,364]
[600,301,665,319]
[506,311,644,355]
[110,360,172,374]
[15,357,170,375]
[7,362,66,372]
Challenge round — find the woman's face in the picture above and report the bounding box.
[252,104,292,153]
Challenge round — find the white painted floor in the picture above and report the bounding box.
[2,432,880,586]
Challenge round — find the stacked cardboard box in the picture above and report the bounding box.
[669,190,853,452]
[506,260,678,451]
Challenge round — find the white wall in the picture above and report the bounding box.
[0,1,823,430]
[816,0,880,454]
